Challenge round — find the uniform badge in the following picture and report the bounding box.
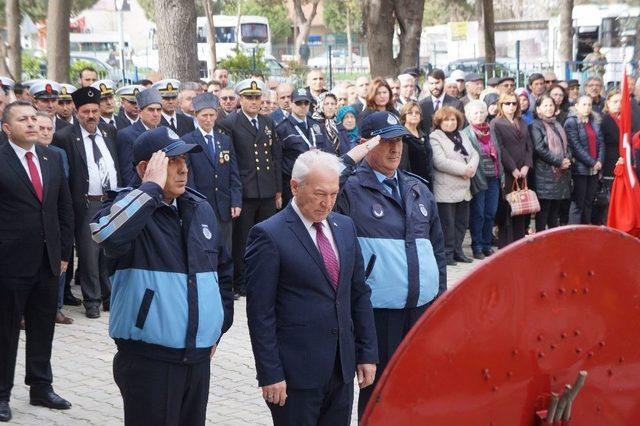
[387,114,399,125]
[202,224,212,240]
[419,203,428,217]
[372,203,384,218]
[224,153,230,162]
[264,127,272,138]
[312,124,321,134]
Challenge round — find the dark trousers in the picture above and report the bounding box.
[75,200,111,309]
[232,197,276,293]
[113,351,210,426]
[469,178,500,252]
[0,258,58,401]
[496,194,527,249]
[535,199,567,231]
[569,175,598,225]
[218,219,233,256]
[591,177,613,225]
[437,201,470,260]
[357,305,427,419]
[269,352,353,426]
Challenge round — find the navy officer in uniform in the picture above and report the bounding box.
[275,87,329,206]
[91,127,234,426]
[91,79,118,130]
[152,79,196,137]
[184,92,242,256]
[218,78,282,298]
[115,85,144,130]
[336,111,447,418]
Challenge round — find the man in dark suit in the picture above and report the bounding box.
[350,76,370,114]
[0,101,74,421]
[246,150,378,425]
[184,93,242,254]
[419,68,464,133]
[114,88,163,187]
[52,87,122,319]
[152,79,196,137]
[114,85,144,130]
[218,79,283,298]
[269,82,293,126]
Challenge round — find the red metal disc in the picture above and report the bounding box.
[361,226,640,426]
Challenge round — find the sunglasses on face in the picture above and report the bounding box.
[503,102,517,106]
[294,101,310,106]
[220,96,235,101]
[546,80,557,84]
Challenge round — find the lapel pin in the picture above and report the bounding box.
[42,156,48,161]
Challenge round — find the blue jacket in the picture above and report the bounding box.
[184,128,242,223]
[115,120,147,187]
[564,112,605,176]
[269,108,287,126]
[245,205,378,389]
[275,114,330,176]
[336,161,447,309]
[91,182,234,363]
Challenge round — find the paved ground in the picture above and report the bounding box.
[10,253,479,425]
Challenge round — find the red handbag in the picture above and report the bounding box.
[505,178,540,216]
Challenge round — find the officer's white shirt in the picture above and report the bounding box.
[80,125,118,195]
[291,198,339,262]
[161,111,178,126]
[124,112,138,125]
[8,140,41,183]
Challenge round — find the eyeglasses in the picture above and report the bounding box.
[503,102,517,106]
[545,80,557,84]
[220,96,235,101]
[294,101,310,106]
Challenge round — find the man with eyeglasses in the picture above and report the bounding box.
[585,76,605,114]
[543,71,558,91]
[218,78,283,299]
[333,84,349,108]
[275,88,329,206]
[270,83,293,125]
[496,76,516,95]
[396,73,416,110]
[218,87,238,118]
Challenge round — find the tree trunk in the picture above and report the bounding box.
[346,7,353,72]
[481,0,496,73]
[0,33,12,77]
[477,0,485,60]
[6,0,21,80]
[635,17,640,63]
[203,0,217,78]
[557,0,574,65]
[47,0,72,82]
[363,0,425,78]
[293,0,320,64]
[154,0,200,81]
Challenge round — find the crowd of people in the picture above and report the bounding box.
[0,62,639,425]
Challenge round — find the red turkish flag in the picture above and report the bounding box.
[607,69,640,236]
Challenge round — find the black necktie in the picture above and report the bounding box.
[251,118,258,131]
[383,177,402,206]
[89,133,111,193]
[170,117,176,130]
[205,134,215,159]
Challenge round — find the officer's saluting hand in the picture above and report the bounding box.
[142,150,169,188]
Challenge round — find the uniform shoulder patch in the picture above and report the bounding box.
[185,186,208,200]
[402,170,431,188]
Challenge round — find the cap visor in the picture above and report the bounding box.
[166,143,203,157]
[373,125,410,139]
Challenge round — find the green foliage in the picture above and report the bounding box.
[323,0,362,35]
[423,0,475,26]
[22,51,44,79]
[69,59,107,83]
[217,46,268,80]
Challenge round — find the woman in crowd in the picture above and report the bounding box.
[594,90,621,224]
[490,92,534,248]
[358,77,398,125]
[515,88,533,125]
[529,95,572,231]
[549,84,570,125]
[312,92,354,155]
[564,95,604,224]
[430,106,479,265]
[481,90,500,122]
[399,101,434,187]
[461,100,503,259]
[336,105,360,147]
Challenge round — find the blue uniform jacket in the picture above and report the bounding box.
[115,120,147,187]
[90,182,234,363]
[275,114,330,177]
[245,205,378,389]
[183,128,242,222]
[336,161,447,309]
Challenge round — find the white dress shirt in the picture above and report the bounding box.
[8,140,42,183]
[161,112,178,127]
[291,198,339,262]
[431,93,445,109]
[80,126,118,195]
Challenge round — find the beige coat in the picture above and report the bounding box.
[429,129,479,203]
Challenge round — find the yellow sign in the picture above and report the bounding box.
[450,22,468,42]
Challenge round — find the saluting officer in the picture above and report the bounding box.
[152,79,195,137]
[275,87,329,206]
[114,85,144,129]
[218,78,282,298]
[336,111,447,418]
[55,84,77,131]
[184,92,242,255]
[30,80,60,116]
[91,79,118,130]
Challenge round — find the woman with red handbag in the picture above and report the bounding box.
[490,92,534,248]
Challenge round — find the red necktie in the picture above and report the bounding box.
[25,152,43,202]
[313,222,339,291]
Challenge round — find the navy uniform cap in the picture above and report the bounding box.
[133,127,202,164]
[192,92,220,112]
[360,111,410,139]
[291,88,312,103]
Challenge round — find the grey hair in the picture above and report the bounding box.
[291,150,343,185]
[181,82,201,91]
[464,100,488,121]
